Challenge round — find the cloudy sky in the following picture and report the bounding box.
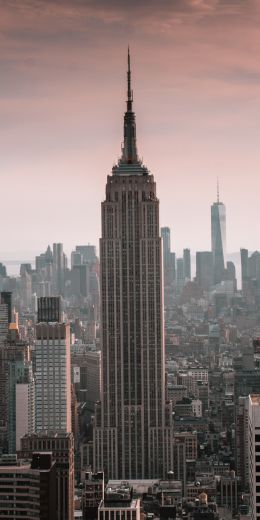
[1,0,260,263]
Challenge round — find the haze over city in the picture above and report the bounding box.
[1,0,260,260]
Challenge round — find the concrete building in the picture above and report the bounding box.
[0,325,29,453]
[247,394,260,520]
[0,452,56,520]
[191,399,202,417]
[218,470,239,514]
[93,50,173,479]
[20,432,74,520]
[8,359,35,452]
[53,242,65,295]
[183,248,191,280]
[196,251,214,291]
[35,297,71,433]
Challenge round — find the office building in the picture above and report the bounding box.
[196,251,214,291]
[0,263,6,277]
[247,395,260,520]
[0,292,12,324]
[211,191,226,284]
[183,248,191,280]
[93,50,173,479]
[37,295,61,323]
[8,359,35,452]
[0,325,29,452]
[0,452,56,520]
[0,292,12,344]
[21,432,74,520]
[53,242,65,295]
[241,248,249,292]
[36,297,71,433]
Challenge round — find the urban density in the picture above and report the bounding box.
[1,30,260,520]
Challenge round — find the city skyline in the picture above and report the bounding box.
[1,0,260,257]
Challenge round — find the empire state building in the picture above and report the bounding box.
[93,50,173,479]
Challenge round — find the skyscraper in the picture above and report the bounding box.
[247,395,260,520]
[211,186,226,284]
[241,248,249,293]
[196,252,213,291]
[93,50,173,479]
[53,243,65,295]
[35,297,71,433]
[183,248,191,280]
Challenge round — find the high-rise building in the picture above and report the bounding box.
[37,296,61,323]
[235,396,249,490]
[8,359,35,452]
[35,297,71,433]
[0,292,12,324]
[53,243,65,295]
[241,248,249,293]
[0,324,29,453]
[247,395,260,520]
[211,190,226,285]
[93,50,173,479]
[0,302,9,344]
[196,251,214,291]
[183,248,191,280]
[85,351,101,409]
[0,452,56,520]
[20,432,74,520]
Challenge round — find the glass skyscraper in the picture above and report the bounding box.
[211,196,226,285]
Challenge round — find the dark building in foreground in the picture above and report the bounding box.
[0,452,56,519]
[20,432,74,520]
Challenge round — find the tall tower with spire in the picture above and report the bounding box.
[211,181,226,284]
[93,51,173,479]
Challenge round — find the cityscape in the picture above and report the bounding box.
[1,2,260,520]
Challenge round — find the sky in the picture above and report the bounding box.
[1,0,260,264]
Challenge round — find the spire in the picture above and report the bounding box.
[217,178,219,203]
[121,47,138,165]
[127,46,133,112]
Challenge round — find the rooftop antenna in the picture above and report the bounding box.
[217,177,220,203]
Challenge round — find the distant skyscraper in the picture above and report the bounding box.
[211,186,226,284]
[176,258,185,292]
[196,252,213,291]
[161,227,171,266]
[37,296,61,323]
[0,292,12,324]
[35,297,71,433]
[8,360,35,453]
[53,243,65,295]
[93,50,173,479]
[161,228,176,281]
[183,248,191,280]
[241,248,249,293]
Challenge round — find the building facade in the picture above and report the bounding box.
[20,432,74,520]
[93,51,173,479]
[35,298,71,433]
